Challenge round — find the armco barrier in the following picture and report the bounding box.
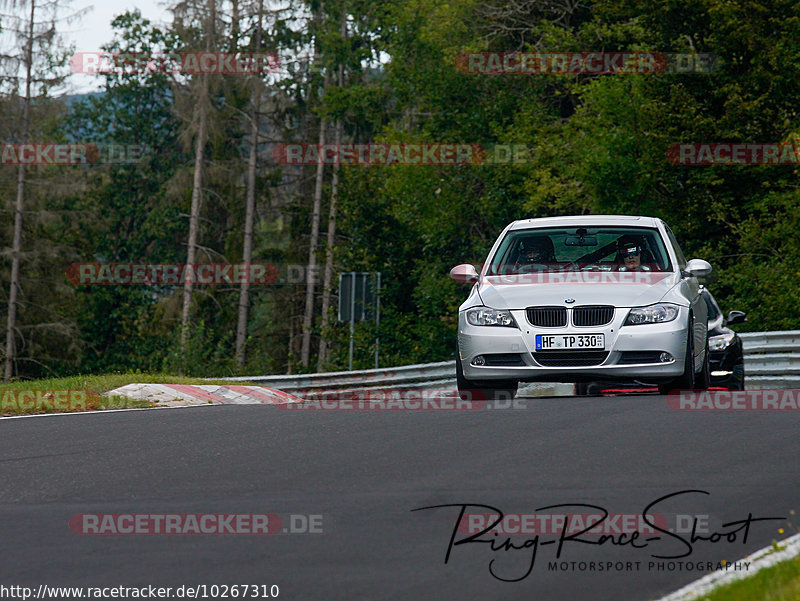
[221,361,455,391]
[217,331,799,395]
[219,361,572,397]
[740,330,800,389]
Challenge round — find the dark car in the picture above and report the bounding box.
[575,288,746,394]
[703,288,746,390]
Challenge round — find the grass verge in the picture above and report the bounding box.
[0,373,259,417]
[695,551,800,601]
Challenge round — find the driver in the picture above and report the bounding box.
[616,235,651,271]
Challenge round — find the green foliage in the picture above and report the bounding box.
[2,0,799,377]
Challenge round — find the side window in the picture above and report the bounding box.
[665,227,687,270]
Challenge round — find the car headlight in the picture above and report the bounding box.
[466,307,517,327]
[624,303,680,325]
[709,332,735,351]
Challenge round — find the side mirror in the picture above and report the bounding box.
[684,259,712,278]
[450,264,479,285]
[727,310,747,325]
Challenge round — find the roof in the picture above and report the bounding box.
[508,215,662,230]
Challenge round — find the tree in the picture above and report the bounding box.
[234,0,267,367]
[317,4,346,371]
[0,0,84,379]
[299,0,329,368]
[64,10,187,374]
[172,0,218,370]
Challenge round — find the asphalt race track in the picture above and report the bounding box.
[1,395,798,600]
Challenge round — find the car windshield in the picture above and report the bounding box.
[487,226,673,275]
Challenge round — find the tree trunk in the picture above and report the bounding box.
[179,98,207,368]
[317,119,342,371]
[300,116,326,367]
[316,8,347,371]
[179,0,214,371]
[235,0,264,368]
[3,0,35,381]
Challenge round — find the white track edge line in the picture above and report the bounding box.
[652,531,800,601]
[0,404,219,420]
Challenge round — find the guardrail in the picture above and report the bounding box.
[221,361,455,392]
[740,330,800,389]
[221,360,574,396]
[220,330,800,395]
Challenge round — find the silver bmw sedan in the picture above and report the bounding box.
[451,215,712,398]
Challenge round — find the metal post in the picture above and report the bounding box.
[337,273,343,322]
[360,272,367,320]
[348,273,356,371]
[374,272,380,369]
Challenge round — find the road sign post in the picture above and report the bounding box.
[338,272,381,371]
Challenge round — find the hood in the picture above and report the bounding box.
[477,271,681,309]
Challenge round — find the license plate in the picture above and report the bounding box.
[535,334,605,350]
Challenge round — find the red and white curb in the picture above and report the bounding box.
[105,384,302,407]
[653,531,800,601]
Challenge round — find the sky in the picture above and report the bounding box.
[63,0,173,94]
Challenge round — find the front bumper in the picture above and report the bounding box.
[458,306,690,383]
[709,339,745,389]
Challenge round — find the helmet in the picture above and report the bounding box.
[617,235,643,258]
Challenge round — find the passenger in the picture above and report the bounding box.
[518,237,555,265]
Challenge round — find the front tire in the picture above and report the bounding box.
[695,338,711,391]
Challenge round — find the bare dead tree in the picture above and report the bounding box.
[175,0,216,370]
[235,0,265,367]
[474,0,586,48]
[300,109,326,367]
[300,1,328,368]
[317,6,347,371]
[1,0,82,380]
